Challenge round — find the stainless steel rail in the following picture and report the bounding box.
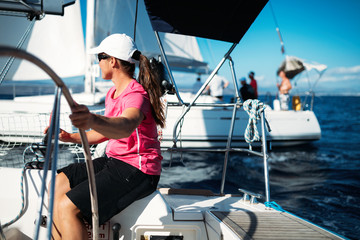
[154,31,184,105]
[0,46,99,240]
[170,43,238,147]
[152,32,271,204]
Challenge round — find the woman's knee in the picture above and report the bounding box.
[57,194,80,217]
[53,172,70,194]
[49,172,70,205]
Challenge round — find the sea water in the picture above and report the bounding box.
[158,95,360,240]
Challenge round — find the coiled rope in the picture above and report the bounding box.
[243,99,266,150]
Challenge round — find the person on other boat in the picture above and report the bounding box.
[276,70,292,110]
[205,73,229,101]
[248,71,258,99]
[239,77,256,101]
[47,33,165,240]
[192,76,203,94]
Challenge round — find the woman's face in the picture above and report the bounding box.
[279,70,286,78]
[98,53,112,80]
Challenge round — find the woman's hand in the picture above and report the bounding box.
[58,129,74,142]
[69,104,94,130]
[43,126,74,143]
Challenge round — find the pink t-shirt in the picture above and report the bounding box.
[104,80,162,175]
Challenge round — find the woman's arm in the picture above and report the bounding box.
[69,105,144,140]
[43,126,108,145]
[59,129,108,145]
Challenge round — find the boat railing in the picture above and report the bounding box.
[165,108,270,202]
[154,31,271,202]
[303,90,315,111]
[0,46,100,240]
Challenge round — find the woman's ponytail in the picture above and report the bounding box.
[137,54,166,128]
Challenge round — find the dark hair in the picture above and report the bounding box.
[119,54,165,128]
[276,61,285,76]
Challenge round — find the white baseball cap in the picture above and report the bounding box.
[88,33,138,63]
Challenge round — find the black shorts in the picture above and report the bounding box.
[57,156,160,226]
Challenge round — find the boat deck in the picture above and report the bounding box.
[159,189,345,240]
[212,211,344,240]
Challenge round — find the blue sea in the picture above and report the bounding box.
[158,95,360,240]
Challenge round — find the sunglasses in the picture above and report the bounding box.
[97,54,110,61]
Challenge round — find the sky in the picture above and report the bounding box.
[182,0,360,95]
[78,0,359,95]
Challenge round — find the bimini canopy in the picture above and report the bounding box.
[277,55,328,80]
[0,0,75,18]
[144,0,269,43]
[277,56,306,79]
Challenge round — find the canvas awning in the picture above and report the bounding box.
[277,56,306,79]
[144,0,269,43]
[0,0,75,18]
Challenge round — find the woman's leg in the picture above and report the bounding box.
[51,172,69,240]
[51,172,88,240]
[56,194,88,240]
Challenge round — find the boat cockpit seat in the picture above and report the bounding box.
[108,190,173,228]
[3,228,31,240]
[92,140,108,158]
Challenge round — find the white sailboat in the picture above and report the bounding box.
[0,0,346,240]
[160,55,325,149]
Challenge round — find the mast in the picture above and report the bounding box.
[269,1,285,55]
[84,0,95,93]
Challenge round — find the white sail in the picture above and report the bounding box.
[85,0,209,93]
[90,0,207,73]
[0,0,85,81]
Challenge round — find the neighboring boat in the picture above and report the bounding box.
[0,1,346,240]
[161,85,323,149]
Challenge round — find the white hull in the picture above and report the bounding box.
[0,167,344,240]
[160,93,321,149]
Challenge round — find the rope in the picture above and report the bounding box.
[243,99,266,150]
[265,201,285,212]
[1,166,26,228]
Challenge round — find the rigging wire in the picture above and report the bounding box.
[133,0,139,42]
[269,1,285,55]
[0,18,35,85]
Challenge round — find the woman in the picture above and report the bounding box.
[49,33,165,239]
[276,70,292,110]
